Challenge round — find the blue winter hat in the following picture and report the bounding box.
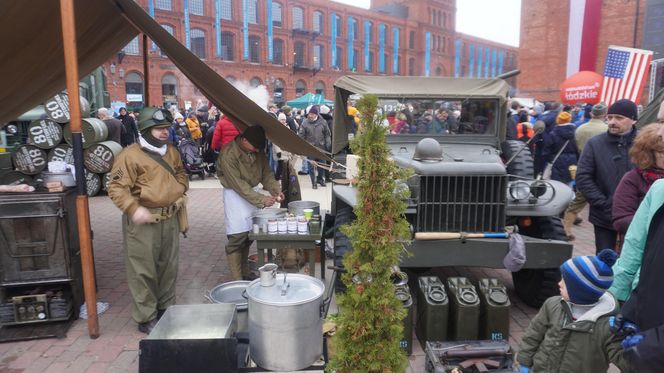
[560,249,618,305]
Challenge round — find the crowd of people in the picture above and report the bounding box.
[508,97,664,372]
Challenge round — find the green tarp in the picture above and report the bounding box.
[286,93,333,109]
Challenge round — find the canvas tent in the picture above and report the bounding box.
[331,75,509,154]
[286,93,333,109]
[0,0,329,161]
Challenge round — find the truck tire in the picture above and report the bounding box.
[502,140,534,179]
[511,216,566,308]
[333,200,355,292]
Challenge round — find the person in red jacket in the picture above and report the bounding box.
[211,114,241,151]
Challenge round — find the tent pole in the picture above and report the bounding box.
[59,0,99,338]
[143,34,150,106]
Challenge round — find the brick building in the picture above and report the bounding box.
[518,0,653,102]
[105,0,518,109]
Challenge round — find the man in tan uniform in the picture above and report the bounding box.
[108,107,188,334]
[217,126,283,280]
[562,103,608,240]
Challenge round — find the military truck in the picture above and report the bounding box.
[330,75,574,307]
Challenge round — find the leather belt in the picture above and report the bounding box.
[148,204,179,220]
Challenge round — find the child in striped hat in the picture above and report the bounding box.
[517,249,629,373]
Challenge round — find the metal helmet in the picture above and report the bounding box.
[137,107,173,133]
[413,138,443,162]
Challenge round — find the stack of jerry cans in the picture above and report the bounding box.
[416,276,449,348]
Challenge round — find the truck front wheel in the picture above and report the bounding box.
[511,216,566,308]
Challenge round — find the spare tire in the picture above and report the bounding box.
[502,140,534,179]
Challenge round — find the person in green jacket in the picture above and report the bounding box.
[517,249,628,373]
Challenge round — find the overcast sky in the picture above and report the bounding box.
[331,0,521,47]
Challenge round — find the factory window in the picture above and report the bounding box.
[249,35,260,63]
[352,48,359,71]
[335,15,342,37]
[313,44,323,69]
[315,81,325,95]
[123,37,140,55]
[226,75,237,84]
[190,28,206,59]
[247,0,257,24]
[409,30,415,49]
[220,31,234,61]
[335,46,343,69]
[351,18,358,40]
[125,72,143,98]
[189,0,204,16]
[250,77,262,88]
[408,57,415,75]
[273,39,284,65]
[272,2,282,28]
[313,11,323,34]
[161,73,178,96]
[155,0,171,11]
[293,7,304,30]
[295,80,306,97]
[366,51,374,72]
[158,24,174,57]
[220,0,232,20]
[294,41,305,66]
[366,21,372,42]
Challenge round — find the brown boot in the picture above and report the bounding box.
[563,212,577,241]
[226,251,243,280]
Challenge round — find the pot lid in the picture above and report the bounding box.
[208,280,250,310]
[246,273,324,306]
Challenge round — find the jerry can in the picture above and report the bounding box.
[416,276,449,348]
[446,277,480,340]
[396,284,414,355]
[478,278,510,341]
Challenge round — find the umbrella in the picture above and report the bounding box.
[559,71,603,105]
[286,93,333,109]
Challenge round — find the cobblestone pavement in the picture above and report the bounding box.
[0,176,608,373]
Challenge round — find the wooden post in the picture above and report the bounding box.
[143,33,150,106]
[59,0,99,338]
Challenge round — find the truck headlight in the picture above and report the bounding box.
[509,181,531,200]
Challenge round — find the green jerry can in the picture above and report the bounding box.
[446,277,480,341]
[396,284,414,355]
[478,278,511,341]
[416,276,449,348]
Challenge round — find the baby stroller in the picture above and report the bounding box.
[178,138,206,180]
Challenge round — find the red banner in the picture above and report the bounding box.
[560,70,603,104]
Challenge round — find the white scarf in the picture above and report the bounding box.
[139,135,167,156]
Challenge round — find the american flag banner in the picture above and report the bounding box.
[600,45,653,106]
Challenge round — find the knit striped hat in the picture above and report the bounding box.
[560,249,618,305]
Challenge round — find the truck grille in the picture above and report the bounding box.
[417,175,506,233]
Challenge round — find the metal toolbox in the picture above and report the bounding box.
[139,304,241,373]
[425,340,514,373]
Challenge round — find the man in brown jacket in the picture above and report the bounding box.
[108,107,189,334]
[217,126,283,280]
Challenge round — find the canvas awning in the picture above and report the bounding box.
[0,0,329,161]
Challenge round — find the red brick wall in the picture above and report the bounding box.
[518,0,647,102]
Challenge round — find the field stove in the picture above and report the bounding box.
[0,190,83,326]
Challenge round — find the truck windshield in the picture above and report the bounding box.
[377,98,498,136]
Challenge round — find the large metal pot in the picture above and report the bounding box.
[288,200,320,216]
[206,281,250,333]
[251,208,285,227]
[246,272,324,371]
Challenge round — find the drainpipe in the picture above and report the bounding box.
[633,0,640,48]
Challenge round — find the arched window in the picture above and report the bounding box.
[435,66,442,76]
[295,80,306,97]
[125,72,144,102]
[249,35,261,63]
[272,2,282,28]
[220,32,234,61]
[292,7,304,30]
[273,39,284,65]
[351,18,358,41]
[226,75,237,84]
[247,0,258,24]
[250,77,262,88]
[366,21,373,42]
[408,57,415,76]
[313,11,323,33]
[294,41,305,66]
[274,79,285,103]
[335,15,342,37]
[161,73,178,98]
[123,37,140,55]
[315,81,325,96]
[159,25,174,57]
[189,0,204,15]
[190,28,206,59]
